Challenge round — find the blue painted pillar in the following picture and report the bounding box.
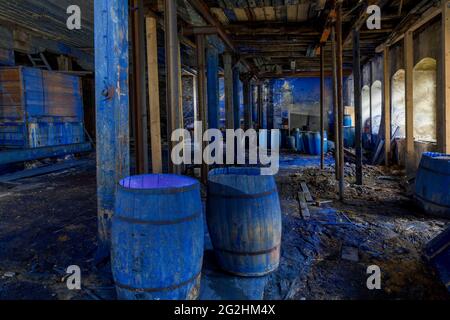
[94,0,130,257]
[243,78,252,130]
[267,80,275,129]
[261,82,268,129]
[251,84,257,125]
[257,83,263,129]
[233,67,241,129]
[206,46,219,129]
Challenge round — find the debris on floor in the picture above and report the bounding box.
[0,155,448,300]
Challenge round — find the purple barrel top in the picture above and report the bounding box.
[119,174,198,190]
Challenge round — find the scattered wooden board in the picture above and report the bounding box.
[315,199,333,207]
[0,160,89,183]
[298,192,310,220]
[300,182,314,203]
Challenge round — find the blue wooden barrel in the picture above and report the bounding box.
[206,167,282,277]
[415,153,450,218]
[112,174,204,300]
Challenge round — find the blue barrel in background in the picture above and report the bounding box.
[206,167,282,277]
[344,115,352,127]
[112,174,204,300]
[415,153,450,218]
[302,132,311,154]
[294,130,304,153]
[344,127,356,148]
[310,132,320,155]
[306,132,328,156]
[288,136,296,151]
[297,131,305,153]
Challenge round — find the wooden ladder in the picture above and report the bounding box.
[27,52,52,70]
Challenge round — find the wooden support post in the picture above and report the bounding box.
[336,3,345,200]
[223,52,234,129]
[267,80,274,130]
[233,66,241,129]
[146,15,162,174]
[443,0,450,154]
[369,64,373,138]
[207,45,220,129]
[353,28,363,185]
[257,83,263,129]
[243,78,252,130]
[131,0,149,174]
[196,34,209,184]
[165,0,181,174]
[320,44,325,170]
[404,31,414,172]
[94,0,130,256]
[331,25,340,180]
[177,44,184,133]
[383,46,391,165]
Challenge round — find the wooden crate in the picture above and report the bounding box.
[0,67,85,148]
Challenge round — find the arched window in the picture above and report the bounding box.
[391,69,406,138]
[362,85,371,132]
[413,58,437,142]
[371,80,382,135]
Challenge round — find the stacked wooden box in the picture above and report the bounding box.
[0,67,85,149]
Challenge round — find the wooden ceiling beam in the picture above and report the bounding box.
[342,0,391,48]
[188,0,257,74]
[189,0,235,50]
[259,69,352,79]
[224,23,321,36]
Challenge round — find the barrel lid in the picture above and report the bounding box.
[119,174,199,194]
[208,167,276,196]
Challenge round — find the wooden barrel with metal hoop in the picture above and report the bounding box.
[112,174,204,300]
[415,152,450,218]
[206,167,282,277]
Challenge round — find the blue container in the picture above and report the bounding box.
[292,129,302,153]
[206,167,282,276]
[302,132,311,154]
[307,132,328,155]
[344,127,356,148]
[319,131,328,154]
[415,153,450,218]
[112,174,204,300]
[309,132,318,155]
[344,115,352,127]
[296,132,305,153]
[288,136,296,151]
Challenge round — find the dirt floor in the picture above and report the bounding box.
[272,154,449,300]
[0,152,448,300]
